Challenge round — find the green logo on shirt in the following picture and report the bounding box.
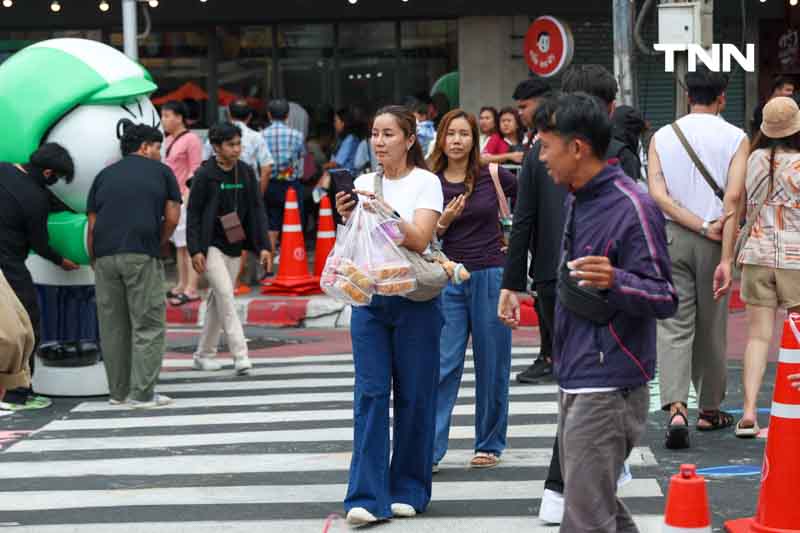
[220,183,244,191]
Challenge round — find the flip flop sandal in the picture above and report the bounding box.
[665,411,691,450]
[735,418,760,438]
[166,289,181,299]
[168,293,192,307]
[469,452,500,469]
[697,410,735,432]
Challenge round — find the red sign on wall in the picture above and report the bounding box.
[524,16,575,78]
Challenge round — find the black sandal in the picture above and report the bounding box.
[665,411,691,450]
[168,293,191,306]
[697,409,735,432]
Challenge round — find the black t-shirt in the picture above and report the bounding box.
[211,164,247,257]
[0,163,63,276]
[87,155,181,259]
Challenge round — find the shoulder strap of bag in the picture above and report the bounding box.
[373,168,384,200]
[671,122,725,201]
[488,163,511,219]
[165,130,190,159]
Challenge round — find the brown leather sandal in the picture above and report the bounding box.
[469,452,500,469]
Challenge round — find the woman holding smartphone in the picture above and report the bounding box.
[428,109,516,471]
[335,105,444,526]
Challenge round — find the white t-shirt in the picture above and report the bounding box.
[354,168,443,221]
[653,113,746,222]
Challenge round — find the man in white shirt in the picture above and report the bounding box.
[647,66,749,449]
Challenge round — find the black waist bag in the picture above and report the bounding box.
[557,199,616,325]
[557,263,616,325]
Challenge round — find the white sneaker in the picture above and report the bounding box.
[432,463,440,474]
[108,398,126,406]
[129,394,173,410]
[618,461,633,488]
[345,507,378,526]
[538,488,564,524]
[391,503,416,518]
[234,356,252,376]
[193,357,223,371]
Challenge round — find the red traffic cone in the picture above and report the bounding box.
[725,314,800,533]
[314,195,336,278]
[261,187,321,296]
[663,464,712,532]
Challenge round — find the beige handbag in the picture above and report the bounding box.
[373,172,449,302]
[0,270,35,390]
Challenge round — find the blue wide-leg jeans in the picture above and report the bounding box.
[433,267,512,464]
[345,295,443,518]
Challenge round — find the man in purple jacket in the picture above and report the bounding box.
[535,93,678,532]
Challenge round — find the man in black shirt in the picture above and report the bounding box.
[0,143,79,410]
[497,64,642,525]
[187,122,271,376]
[87,124,181,409]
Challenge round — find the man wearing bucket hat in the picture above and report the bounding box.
[716,96,800,437]
[648,65,749,449]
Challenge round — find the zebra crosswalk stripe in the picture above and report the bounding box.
[0,351,665,530]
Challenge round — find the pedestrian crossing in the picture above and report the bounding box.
[0,349,666,532]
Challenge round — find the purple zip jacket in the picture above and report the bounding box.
[553,164,678,390]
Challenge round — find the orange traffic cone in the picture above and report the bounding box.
[314,195,336,278]
[261,187,321,296]
[663,464,712,532]
[725,314,800,533]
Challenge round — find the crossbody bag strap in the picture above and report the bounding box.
[671,122,725,202]
[165,130,190,159]
[488,163,511,219]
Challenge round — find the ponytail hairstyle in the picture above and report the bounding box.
[427,109,481,198]
[374,105,429,171]
[750,128,800,192]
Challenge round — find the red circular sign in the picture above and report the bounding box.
[524,16,575,78]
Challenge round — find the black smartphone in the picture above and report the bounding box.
[330,168,359,204]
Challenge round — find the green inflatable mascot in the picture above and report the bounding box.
[0,38,159,396]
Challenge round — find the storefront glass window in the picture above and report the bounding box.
[400,20,458,107]
[337,22,397,112]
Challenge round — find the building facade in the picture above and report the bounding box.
[0,0,789,134]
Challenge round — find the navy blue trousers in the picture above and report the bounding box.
[345,295,443,518]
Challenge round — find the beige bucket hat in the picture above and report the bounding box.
[761,96,800,139]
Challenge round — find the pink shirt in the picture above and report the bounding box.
[164,131,203,196]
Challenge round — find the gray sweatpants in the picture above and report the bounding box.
[95,254,166,402]
[657,222,729,411]
[558,386,649,533]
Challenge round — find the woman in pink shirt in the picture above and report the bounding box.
[161,101,204,306]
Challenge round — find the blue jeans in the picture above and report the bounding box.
[434,267,512,464]
[345,295,443,518]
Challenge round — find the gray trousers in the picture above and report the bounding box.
[558,386,649,533]
[95,254,166,402]
[657,222,729,411]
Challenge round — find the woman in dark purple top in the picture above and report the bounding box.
[428,109,517,470]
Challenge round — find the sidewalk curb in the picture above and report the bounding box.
[165,288,743,329]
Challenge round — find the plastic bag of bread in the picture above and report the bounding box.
[320,199,418,303]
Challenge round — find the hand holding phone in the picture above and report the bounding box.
[329,168,358,205]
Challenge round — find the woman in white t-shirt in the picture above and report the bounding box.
[335,105,444,526]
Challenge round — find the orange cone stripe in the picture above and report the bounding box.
[770,401,800,419]
[779,348,800,364]
[282,224,302,232]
